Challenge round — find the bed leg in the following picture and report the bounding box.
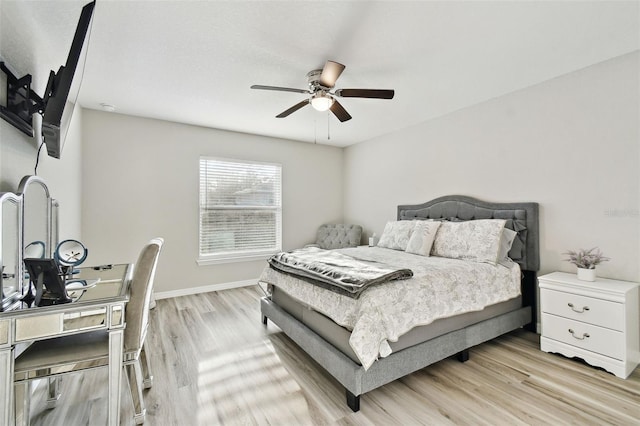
[262,315,268,325]
[456,349,469,363]
[522,270,537,333]
[346,390,360,412]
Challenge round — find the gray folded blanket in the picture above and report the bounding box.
[268,247,413,298]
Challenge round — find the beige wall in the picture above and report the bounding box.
[81,110,344,293]
[344,52,640,282]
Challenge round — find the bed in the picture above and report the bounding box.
[259,195,539,411]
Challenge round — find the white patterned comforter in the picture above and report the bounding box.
[259,246,521,370]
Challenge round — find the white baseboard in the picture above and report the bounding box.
[154,278,258,300]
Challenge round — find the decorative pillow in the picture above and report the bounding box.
[377,220,415,251]
[431,219,507,264]
[405,221,441,256]
[497,228,518,262]
[503,219,527,261]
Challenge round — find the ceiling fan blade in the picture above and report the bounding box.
[330,99,352,122]
[319,61,346,88]
[276,99,310,118]
[335,89,395,99]
[251,85,311,94]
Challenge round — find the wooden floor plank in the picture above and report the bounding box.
[26,285,640,425]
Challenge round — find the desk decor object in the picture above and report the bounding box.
[23,258,71,306]
[539,272,639,378]
[55,238,88,282]
[22,240,88,307]
[55,239,88,268]
[563,247,609,282]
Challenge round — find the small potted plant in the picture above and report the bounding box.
[564,247,609,281]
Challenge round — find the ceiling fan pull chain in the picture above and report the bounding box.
[327,111,331,140]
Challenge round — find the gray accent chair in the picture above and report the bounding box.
[13,238,164,425]
[307,224,362,249]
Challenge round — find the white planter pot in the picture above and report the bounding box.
[577,267,596,282]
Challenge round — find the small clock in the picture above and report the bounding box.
[55,239,88,267]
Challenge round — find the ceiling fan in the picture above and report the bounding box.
[251,60,394,122]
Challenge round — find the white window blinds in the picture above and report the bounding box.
[199,157,282,263]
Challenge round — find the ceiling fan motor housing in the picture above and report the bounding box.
[307,69,329,91]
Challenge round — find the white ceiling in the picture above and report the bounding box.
[7,0,640,147]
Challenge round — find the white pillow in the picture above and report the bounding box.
[405,221,441,256]
[431,219,506,264]
[377,220,415,251]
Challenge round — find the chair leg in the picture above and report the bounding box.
[45,377,61,409]
[14,381,31,426]
[125,361,147,424]
[140,343,154,389]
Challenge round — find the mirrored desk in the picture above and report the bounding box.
[0,263,133,426]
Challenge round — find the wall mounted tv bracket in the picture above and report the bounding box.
[0,61,56,137]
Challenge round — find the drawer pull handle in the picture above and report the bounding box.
[568,329,590,340]
[567,303,589,313]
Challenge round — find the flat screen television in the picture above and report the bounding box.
[41,0,95,159]
[0,1,95,159]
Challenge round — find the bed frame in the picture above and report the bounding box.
[260,195,539,412]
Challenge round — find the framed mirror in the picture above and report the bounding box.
[19,176,52,256]
[1,192,23,311]
[18,176,54,300]
[52,199,59,252]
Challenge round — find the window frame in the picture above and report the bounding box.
[197,156,282,265]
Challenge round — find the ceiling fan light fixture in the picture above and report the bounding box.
[311,93,334,112]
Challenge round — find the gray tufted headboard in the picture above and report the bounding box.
[397,195,540,272]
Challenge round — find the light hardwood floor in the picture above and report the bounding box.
[28,285,640,425]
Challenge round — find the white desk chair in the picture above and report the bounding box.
[14,238,164,425]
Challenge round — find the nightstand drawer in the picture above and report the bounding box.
[542,313,625,360]
[541,288,624,331]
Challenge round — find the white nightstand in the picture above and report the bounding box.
[539,272,639,378]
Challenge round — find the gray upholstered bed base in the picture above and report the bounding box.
[261,195,539,412]
[271,285,523,364]
[262,297,531,411]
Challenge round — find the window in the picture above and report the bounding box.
[198,157,282,264]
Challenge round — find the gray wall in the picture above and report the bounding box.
[344,52,639,282]
[80,110,344,293]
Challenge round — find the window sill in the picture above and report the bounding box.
[197,252,276,266]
